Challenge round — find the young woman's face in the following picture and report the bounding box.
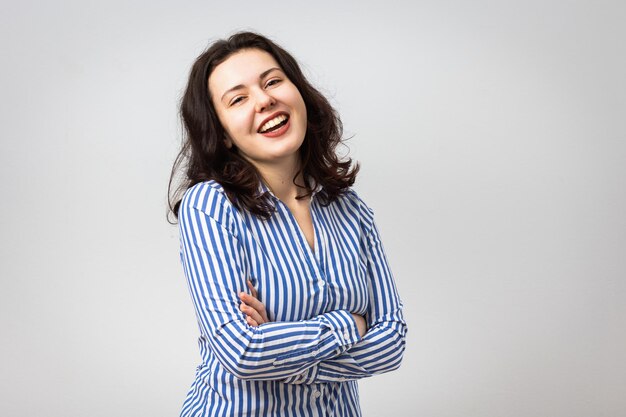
[208,48,307,169]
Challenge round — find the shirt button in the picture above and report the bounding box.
[320,281,325,287]
[343,330,350,339]
[313,390,321,399]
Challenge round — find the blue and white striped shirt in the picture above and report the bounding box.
[178,180,406,417]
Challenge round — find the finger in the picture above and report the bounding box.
[240,302,266,325]
[240,293,269,323]
[246,279,258,298]
[239,292,262,310]
[239,289,269,323]
[246,316,259,327]
[243,304,265,325]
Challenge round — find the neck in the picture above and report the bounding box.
[253,155,307,203]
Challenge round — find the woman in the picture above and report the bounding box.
[169,31,407,417]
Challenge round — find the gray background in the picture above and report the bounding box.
[1,1,625,416]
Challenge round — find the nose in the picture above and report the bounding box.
[254,89,275,113]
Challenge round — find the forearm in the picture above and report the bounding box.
[316,315,406,381]
[200,309,361,381]
[283,309,407,384]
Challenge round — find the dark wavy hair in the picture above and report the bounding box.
[168,31,359,222]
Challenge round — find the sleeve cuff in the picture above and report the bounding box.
[282,364,320,385]
[323,310,361,348]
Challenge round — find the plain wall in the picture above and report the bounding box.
[1,1,625,416]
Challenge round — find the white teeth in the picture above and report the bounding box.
[260,114,288,133]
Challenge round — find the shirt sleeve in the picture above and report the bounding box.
[179,192,362,381]
[283,211,407,385]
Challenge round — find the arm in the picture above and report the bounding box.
[179,192,361,381]
[313,218,407,382]
[242,216,407,384]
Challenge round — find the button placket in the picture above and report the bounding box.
[310,199,323,265]
[280,200,316,259]
[277,196,328,312]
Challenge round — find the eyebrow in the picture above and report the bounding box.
[220,67,283,102]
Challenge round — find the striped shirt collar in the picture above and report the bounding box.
[258,176,323,201]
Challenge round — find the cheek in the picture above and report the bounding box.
[295,94,307,122]
[282,91,306,124]
[301,101,308,124]
[221,109,255,138]
[298,99,307,128]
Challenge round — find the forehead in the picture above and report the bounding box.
[208,49,281,97]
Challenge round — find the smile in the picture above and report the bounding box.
[258,114,289,133]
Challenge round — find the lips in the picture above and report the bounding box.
[259,118,290,138]
[257,111,290,133]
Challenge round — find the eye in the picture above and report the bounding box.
[229,96,246,106]
[265,78,282,88]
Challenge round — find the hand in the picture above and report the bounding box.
[350,313,367,338]
[239,279,270,326]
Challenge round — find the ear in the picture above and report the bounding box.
[224,135,233,149]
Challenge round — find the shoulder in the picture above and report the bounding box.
[179,180,238,229]
[330,187,376,235]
